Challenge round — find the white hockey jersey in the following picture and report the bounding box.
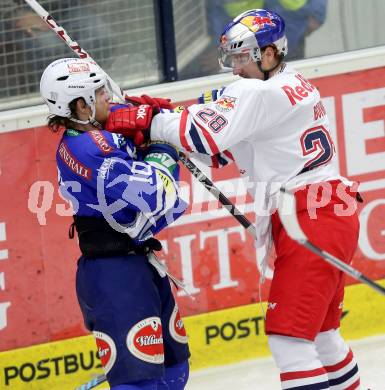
[151,65,348,245]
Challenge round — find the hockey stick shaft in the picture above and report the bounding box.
[24,0,125,102]
[304,241,385,296]
[178,154,258,238]
[278,188,385,297]
[75,373,106,390]
[179,160,385,295]
[23,1,118,387]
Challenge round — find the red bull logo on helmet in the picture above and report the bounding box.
[240,15,275,32]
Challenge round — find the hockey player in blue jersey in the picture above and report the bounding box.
[40,58,190,390]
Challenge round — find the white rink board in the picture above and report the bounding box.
[187,335,385,390]
[1,46,385,134]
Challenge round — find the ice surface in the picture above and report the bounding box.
[187,335,385,389]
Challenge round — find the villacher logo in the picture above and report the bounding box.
[169,304,188,344]
[93,330,117,374]
[126,317,164,364]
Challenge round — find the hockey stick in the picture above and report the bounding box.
[23,0,257,236]
[178,154,258,236]
[278,188,385,297]
[22,0,261,236]
[24,0,125,102]
[74,373,106,390]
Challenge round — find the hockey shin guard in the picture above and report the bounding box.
[268,334,330,389]
[109,379,157,390]
[315,329,360,389]
[158,360,189,390]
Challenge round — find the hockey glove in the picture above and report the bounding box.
[125,94,173,110]
[105,105,154,145]
[144,142,179,175]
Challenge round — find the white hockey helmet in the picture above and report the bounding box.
[219,9,288,69]
[40,57,109,123]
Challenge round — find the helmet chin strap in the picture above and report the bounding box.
[89,117,103,129]
[69,104,102,129]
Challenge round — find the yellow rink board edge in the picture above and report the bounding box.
[0,279,384,389]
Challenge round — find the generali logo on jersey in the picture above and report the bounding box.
[58,142,91,179]
[169,304,188,344]
[88,130,113,154]
[93,331,117,374]
[126,317,164,364]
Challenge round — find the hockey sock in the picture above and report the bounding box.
[158,360,189,390]
[109,379,157,390]
[315,329,360,389]
[268,334,330,389]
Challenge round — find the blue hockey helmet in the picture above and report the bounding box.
[219,9,288,69]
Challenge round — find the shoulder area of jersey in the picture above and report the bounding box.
[274,63,297,78]
[226,77,264,93]
[67,128,122,155]
[261,64,299,89]
[228,77,281,100]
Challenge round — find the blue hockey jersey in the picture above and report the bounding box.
[56,127,187,243]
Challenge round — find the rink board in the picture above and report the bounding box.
[0,48,385,389]
[0,63,385,353]
[0,279,384,389]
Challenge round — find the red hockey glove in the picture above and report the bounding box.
[124,94,173,110]
[105,105,154,145]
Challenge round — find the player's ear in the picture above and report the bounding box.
[264,46,276,61]
[75,98,88,116]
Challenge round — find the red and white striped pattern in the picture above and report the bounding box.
[324,349,360,389]
[280,367,329,389]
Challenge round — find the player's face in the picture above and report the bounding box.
[232,60,261,79]
[94,86,111,124]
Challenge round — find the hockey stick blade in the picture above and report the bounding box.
[277,187,307,243]
[278,188,385,297]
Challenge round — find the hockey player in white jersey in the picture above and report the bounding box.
[106,9,361,390]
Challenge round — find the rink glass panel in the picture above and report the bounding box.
[1,0,385,110]
[0,0,161,109]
